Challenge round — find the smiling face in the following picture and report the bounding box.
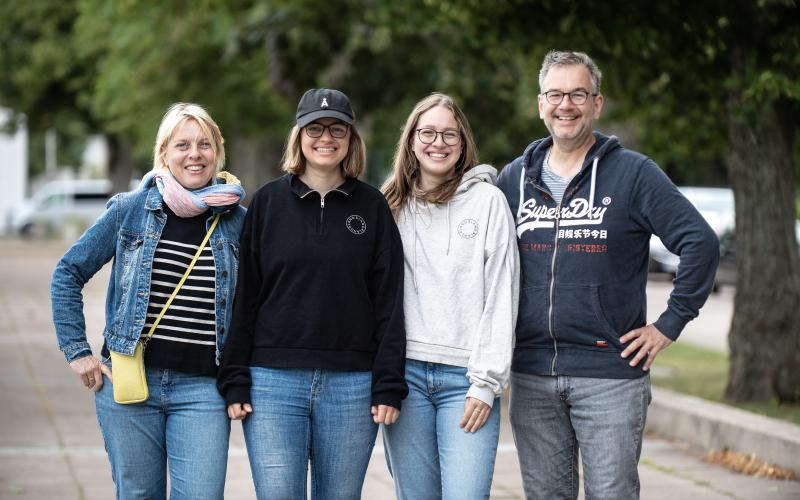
[163,119,216,190]
[300,117,350,173]
[538,64,604,148]
[412,105,463,190]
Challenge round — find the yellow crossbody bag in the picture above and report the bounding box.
[110,214,221,404]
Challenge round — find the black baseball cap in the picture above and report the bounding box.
[296,88,354,128]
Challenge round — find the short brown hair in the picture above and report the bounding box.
[280,124,366,178]
[539,50,602,94]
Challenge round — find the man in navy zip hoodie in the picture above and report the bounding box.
[497,51,719,499]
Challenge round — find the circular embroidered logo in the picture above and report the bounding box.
[346,215,366,235]
[457,218,479,239]
[602,196,612,205]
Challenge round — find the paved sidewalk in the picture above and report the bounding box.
[1,239,798,499]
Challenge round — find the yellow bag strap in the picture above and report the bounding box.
[143,213,221,343]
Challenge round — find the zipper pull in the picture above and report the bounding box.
[320,197,325,209]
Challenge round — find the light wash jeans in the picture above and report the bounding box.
[94,366,230,500]
[383,360,500,500]
[243,367,377,500]
[510,372,651,500]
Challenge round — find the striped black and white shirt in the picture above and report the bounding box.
[142,206,218,375]
[541,146,574,205]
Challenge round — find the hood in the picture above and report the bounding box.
[455,164,497,196]
[513,132,622,226]
[521,132,621,183]
[406,163,498,292]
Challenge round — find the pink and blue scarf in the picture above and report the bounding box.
[142,169,246,218]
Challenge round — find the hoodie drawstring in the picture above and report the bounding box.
[517,166,526,222]
[411,198,419,292]
[445,201,451,255]
[410,197,451,290]
[588,156,598,217]
[518,153,599,218]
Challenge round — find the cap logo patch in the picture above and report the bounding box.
[346,214,366,235]
[321,98,329,108]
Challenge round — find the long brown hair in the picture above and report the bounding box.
[381,93,478,215]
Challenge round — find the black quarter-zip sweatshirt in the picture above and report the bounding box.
[217,174,408,408]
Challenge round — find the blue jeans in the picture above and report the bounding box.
[509,372,651,500]
[383,360,500,500]
[243,367,378,500]
[95,366,230,500]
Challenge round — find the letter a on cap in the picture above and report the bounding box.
[321,98,329,108]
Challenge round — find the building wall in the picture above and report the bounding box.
[0,108,28,235]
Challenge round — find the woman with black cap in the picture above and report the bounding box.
[217,88,407,499]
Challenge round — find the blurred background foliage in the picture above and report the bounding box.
[4,0,795,194]
[1,0,799,403]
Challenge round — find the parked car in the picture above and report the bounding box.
[12,179,114,237]
[650,187,800,281]
[649,187,734,274]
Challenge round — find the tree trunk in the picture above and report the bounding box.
[724,91,800,403]
[107,135,137,195]
[228,135,284,206]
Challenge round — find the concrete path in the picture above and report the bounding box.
[646,278,734,353]
[1,239,797,499]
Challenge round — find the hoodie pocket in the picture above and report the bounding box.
[516,285,550,347]
[554,284,621,350]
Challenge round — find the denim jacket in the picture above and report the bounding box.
[51,184,246,364]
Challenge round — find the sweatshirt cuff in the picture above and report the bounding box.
[371,391,403,411]
[654,309,689,341]
[224,386,251,407]
[467,384,497,408]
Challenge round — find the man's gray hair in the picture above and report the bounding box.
[539,51,602,94]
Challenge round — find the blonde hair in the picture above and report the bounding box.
[381,93,478,215]
[280,124,366,178]
[152,103,225,173]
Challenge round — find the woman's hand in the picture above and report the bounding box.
[371,404,400,425]
[227,403,253,420]
[69,355,112,392]
[459,397,491,433]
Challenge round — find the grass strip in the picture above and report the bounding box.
[651,342,800,426]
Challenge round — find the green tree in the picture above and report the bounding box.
[449,0,800,403]
[0,2,91,178]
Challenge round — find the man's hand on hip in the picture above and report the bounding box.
[620,323,672,371]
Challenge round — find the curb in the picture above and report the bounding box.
[647,386,800,474]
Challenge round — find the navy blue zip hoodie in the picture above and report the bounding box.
[497,132,719,379]
[217,174,408,408]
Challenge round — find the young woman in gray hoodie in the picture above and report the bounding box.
[381,93,520,499]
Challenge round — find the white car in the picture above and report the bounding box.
[13,179,114,237]
[649,187,734,274]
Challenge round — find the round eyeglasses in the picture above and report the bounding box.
[305,122,350,139]
[416,128,461,146]
[541,90,598,105]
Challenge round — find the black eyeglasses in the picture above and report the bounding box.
[416,128,461,146]
[541,90,598,105]
[305,122,350,139]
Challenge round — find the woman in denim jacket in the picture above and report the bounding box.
[51,103,246,500]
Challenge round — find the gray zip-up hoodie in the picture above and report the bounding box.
[396,164,520,406]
